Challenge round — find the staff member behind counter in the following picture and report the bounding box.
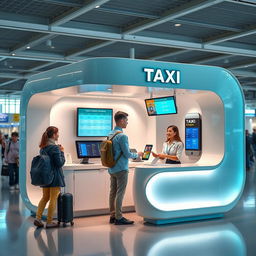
[152,125,184,164]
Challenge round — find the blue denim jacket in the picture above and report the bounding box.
[108,126,138,174]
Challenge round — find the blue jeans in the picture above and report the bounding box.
[8,163,19,186]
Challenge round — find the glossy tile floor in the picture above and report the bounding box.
[1,169,256,256]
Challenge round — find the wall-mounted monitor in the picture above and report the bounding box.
[77,108,113,137]
[75,140,102,164]
[145,96,177,116]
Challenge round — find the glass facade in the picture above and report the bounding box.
[0,96,20,114]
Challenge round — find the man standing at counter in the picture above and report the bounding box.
[108,111,143,225]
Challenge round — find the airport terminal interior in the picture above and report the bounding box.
[0,0,256,255]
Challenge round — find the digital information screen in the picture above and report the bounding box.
[145,96,177,116]
[185,118,201,151]
[77,108,113,137]
[186,127,199,150]
[76,141,101,158]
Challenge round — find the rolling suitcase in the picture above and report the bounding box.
[57,193,74,227]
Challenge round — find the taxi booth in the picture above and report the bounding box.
[20,57,245,224]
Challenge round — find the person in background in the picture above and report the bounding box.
[108,111,143,225]
[252,128,256,157]
[5,132,19,191]
[4,134,9,142]
[246,129,254,170]
[34,126,65,229]
[0,132,5,173]
[152,125,184,164]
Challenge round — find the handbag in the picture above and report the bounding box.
[1,164,9,176]
[16,157,19,167]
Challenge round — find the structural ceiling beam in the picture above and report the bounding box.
[123,0,225,34]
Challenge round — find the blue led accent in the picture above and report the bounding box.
[144,213,223,225]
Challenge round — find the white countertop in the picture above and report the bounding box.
[63,158,220,171]
[63,160,146,170]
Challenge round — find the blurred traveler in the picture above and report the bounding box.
[5,132,19,191]
[246,129,254,170]
[0,132,5,173]
[252,128,256,157]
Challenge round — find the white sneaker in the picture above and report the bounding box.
[9,186,15,191]
[15,184,19,190]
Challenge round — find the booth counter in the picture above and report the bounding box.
[20,57,245,223]
[62,163,136,216]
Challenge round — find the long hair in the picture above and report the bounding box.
[39,126,58,149]
[166,125,182,143]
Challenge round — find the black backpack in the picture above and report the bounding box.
[30,150,54,186]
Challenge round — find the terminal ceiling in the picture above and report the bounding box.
[0,0,255,106]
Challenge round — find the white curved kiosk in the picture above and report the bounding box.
[20,58,244,223]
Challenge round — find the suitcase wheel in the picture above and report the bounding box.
[71,221,74,226]
[58,221,60,225]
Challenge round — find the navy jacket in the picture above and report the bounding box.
[40,145,65,187]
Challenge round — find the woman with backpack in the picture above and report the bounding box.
[34,126,65,228]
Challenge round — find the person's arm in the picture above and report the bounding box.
[118,135,138,159]
[159,154,179,161]
[4,142,9,163]
[154,142,184,161]
[51,145,65,168]
[152,143,165,160]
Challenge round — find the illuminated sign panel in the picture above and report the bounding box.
[143,68,180,84]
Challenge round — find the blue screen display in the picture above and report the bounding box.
[185,127,199,150]
[76,141,101,158]
[145,96,177,116]
[77,108,113,137]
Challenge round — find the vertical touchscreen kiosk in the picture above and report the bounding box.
[185,113,202,156]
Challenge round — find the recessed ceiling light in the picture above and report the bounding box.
[46,39,52,47]
[11,53,15,56]
[174,23,182,27]
[95,5,100,8]
[26,46,31,49]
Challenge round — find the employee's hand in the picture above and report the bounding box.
[138,152,143,157]
[58,144,64,152]
[158,153,165,160]
[152,152,159,158]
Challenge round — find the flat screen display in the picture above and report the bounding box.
[185,127,199,150]
[145,96,177,116]
[75,140,102,158]
[77,108,113,137]
[185,117,201,151]
[142,144,153,160]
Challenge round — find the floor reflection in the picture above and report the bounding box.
[34,228,58,255]
[6,190,22,241]
[2,168,256,255]
[134,222,246,256]
[58,227,74,255]
[109,225,128,256]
